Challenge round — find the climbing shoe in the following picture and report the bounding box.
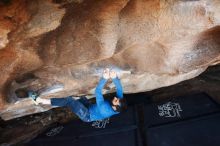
[28,91,39,105]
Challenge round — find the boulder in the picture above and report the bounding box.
[0,0,220,120]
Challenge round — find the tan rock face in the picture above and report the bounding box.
[0,0,220,120]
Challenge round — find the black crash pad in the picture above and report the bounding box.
[27,106,143,146]
[27,92,220,146]
[144,93,220,127]
[147,113,220,146]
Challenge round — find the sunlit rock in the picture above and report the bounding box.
[0,0,220,120]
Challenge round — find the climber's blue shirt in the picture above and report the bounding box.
[89,77,123,121]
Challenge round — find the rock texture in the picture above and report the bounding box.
[0,0,220,120]
[1,65,220,146]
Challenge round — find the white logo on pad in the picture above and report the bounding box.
[158,102,183,118]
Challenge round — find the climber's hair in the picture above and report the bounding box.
[111,98,127,112]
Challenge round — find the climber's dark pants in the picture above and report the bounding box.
[51,96,91,122]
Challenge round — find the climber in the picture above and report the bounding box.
[29,68,127,122]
